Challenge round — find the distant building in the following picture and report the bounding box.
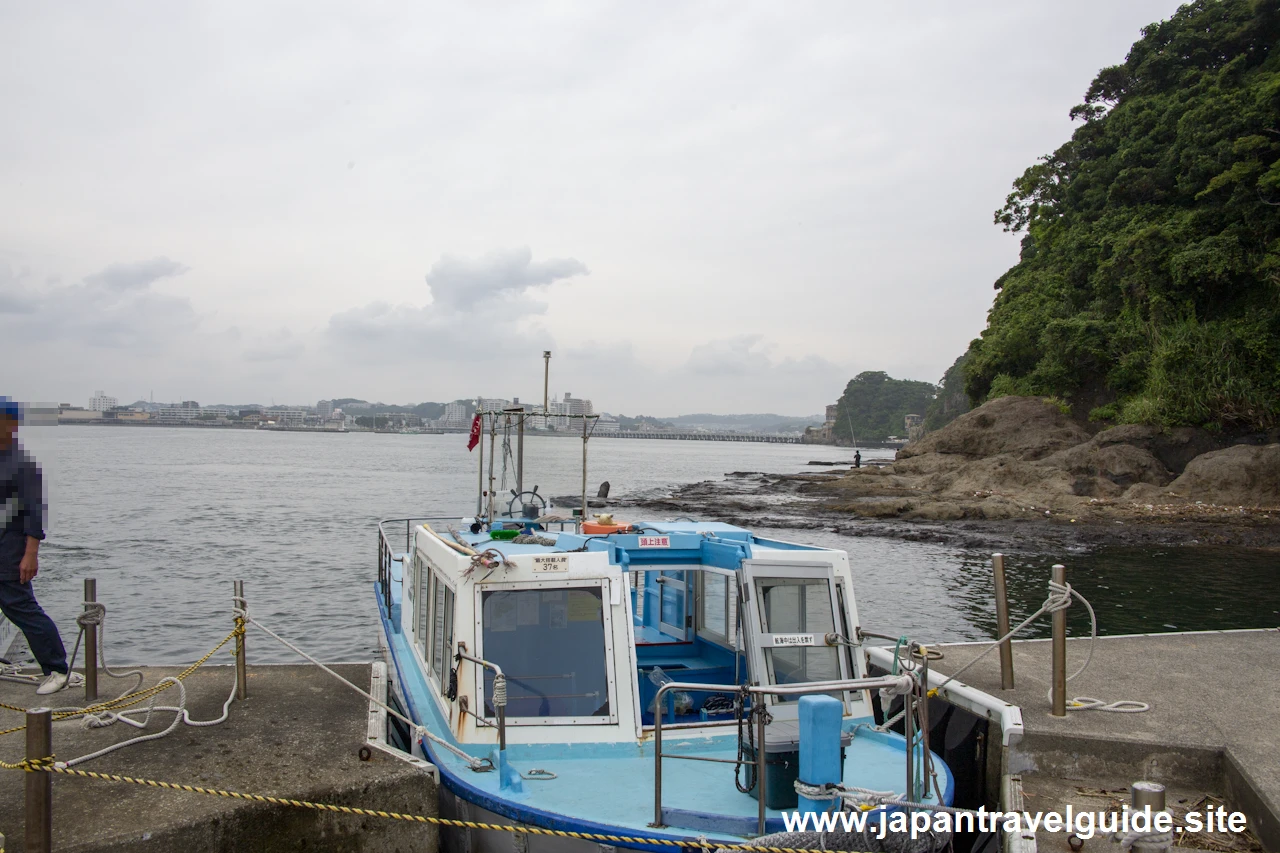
[539,392,593,430]
[316,400,334,420]
[564,392,593,418]
[263,407,305,427]
[595,416,620,433]
[89,391,117,412]
[156,401,201,423]
[107,409,151,421]
[804,402,840,444]
[477,397,513,430]
[59,406,98,422]
[440,401,469,429]
[905,413,925,442]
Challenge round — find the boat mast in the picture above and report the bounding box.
[543,351,551,416]
[581,414,588,518]
[476,403,485,517]
[516,408,524,497]
[487,414,497,522]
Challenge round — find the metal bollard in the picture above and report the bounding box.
[25,707,51,853]
[1132,780,1166,812]
[234,580,247,701]
[1051,564,1067,716]
[1131,781,1169,853]
[84,578,99,702]
[992,555,1015,689]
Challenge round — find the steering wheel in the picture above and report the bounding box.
[506,486,548,518]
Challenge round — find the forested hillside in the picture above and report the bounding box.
[965,0,1280,430]
[834,371,936,442]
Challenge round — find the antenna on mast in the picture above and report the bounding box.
[542,351,551,419]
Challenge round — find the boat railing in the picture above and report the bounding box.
[651,675,910,835]
[377,517,462,613]
[454,648,507,751]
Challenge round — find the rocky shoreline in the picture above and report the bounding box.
[616,396,1280,552]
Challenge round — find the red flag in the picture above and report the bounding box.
[467,414,482,451]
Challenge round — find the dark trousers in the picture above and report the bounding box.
[0,581,67,675]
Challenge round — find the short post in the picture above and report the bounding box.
[1051,564,1067,717]
[84,577,99,702]
[234,580,247,701]
[797,694,843,814]
[25,707,52,853]
[1131,780,1166,812]
[1130,781,1168,853]
[992,554,1015,689]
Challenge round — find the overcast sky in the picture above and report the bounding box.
[2,1,1185,416]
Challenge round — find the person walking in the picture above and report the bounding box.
[854,450,862,469]
[0,398,81,694]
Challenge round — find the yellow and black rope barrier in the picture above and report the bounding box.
[1,759,876,853]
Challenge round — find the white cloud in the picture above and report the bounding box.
[425,248,588,311]
[0,257,197,351]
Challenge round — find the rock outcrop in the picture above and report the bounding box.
[815,396,1280,521]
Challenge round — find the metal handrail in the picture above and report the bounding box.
[455,649,507,751]
[651,675,910,835]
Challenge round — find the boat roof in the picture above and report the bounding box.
[449,519,835,563]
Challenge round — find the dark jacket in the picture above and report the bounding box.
[0,443,44,580]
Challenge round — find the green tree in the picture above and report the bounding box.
[966,0,1280,429]
[834,371,937,443]
[924,355,972,431]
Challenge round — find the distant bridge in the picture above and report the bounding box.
[599,430,802,444]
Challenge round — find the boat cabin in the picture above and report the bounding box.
[388,519,870,746]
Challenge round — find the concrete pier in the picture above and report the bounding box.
[0,664,437,852]
[929,629,1280,852]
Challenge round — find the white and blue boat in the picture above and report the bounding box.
[374,407,972,852]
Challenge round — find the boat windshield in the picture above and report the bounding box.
[480,587,612,721]
[754,576,841,698]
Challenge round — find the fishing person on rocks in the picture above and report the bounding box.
[0,397,81,695]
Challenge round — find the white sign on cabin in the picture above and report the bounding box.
[532,555,570,572]
[637,535,670,548]
[770,633,817,647]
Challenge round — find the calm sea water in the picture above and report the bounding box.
[15,427,1280,666]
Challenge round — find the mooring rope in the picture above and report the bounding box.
[237,605,493,772]
[906,578,1149,714]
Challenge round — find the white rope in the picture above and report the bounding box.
[1112,828,1174,851]
[924,578,1149,714]
[1044,583,1150,713]
[239,606,492,771]
[56,674,239,767]
[792,780,981,816]
[76,602,146,694]
[0,661,40,685]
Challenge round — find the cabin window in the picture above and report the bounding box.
[431,579,454,684]
[754,576,840,698]
[415,559,431,660]
[697,572,737,648]
[480,587,611,721]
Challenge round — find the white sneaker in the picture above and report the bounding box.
[36,671,84,695]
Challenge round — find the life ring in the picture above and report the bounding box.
[581,521,632,534]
